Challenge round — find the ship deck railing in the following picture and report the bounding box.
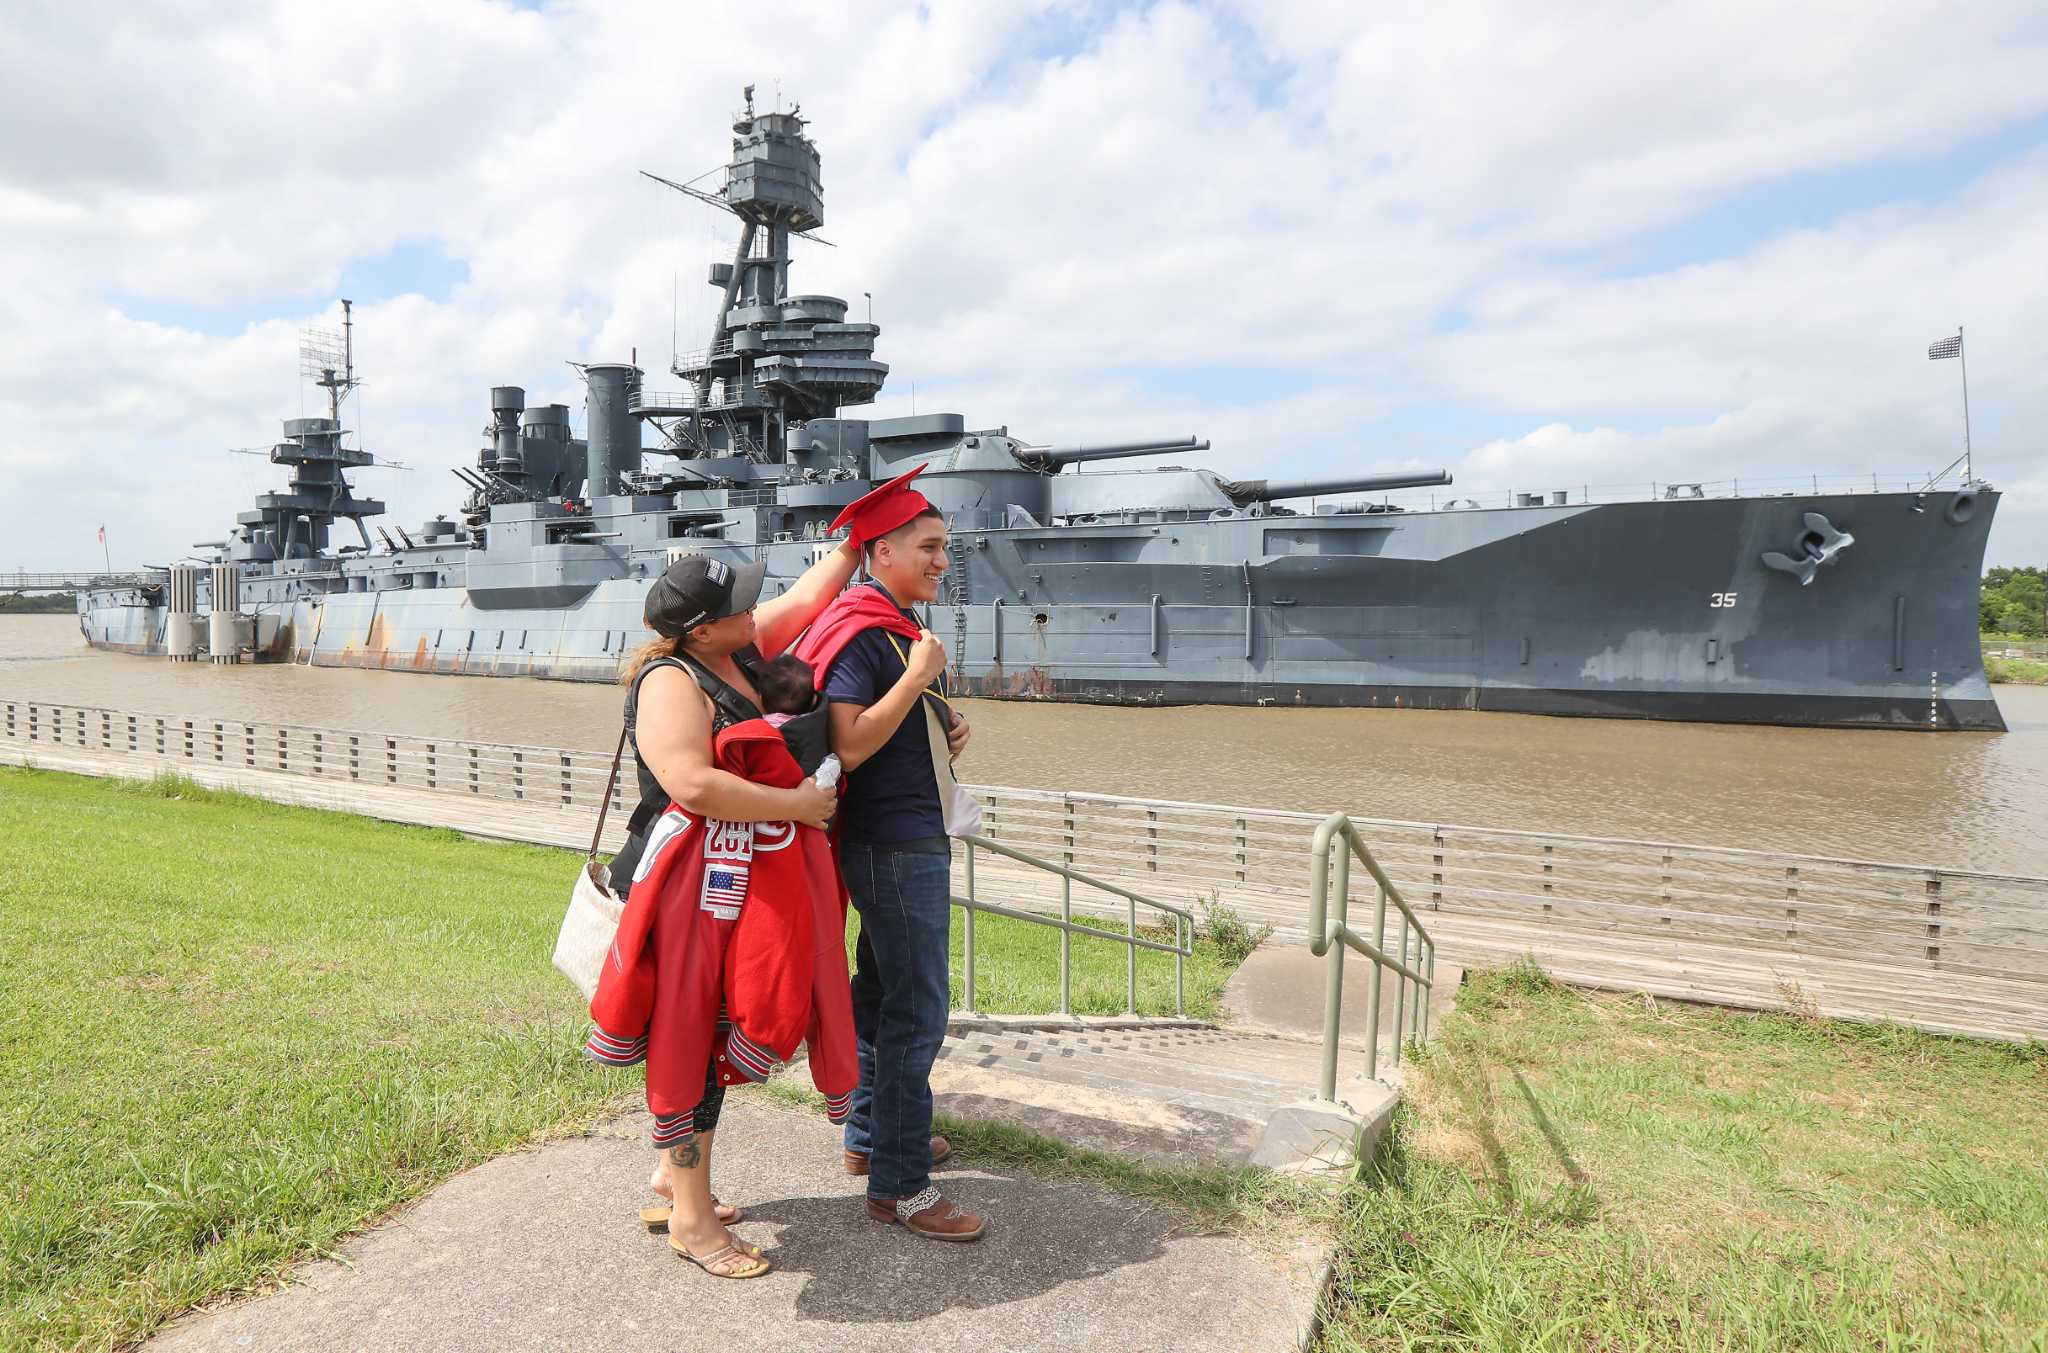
[1345,467,1980,514]
[2,570,164,594]
[5,699,2045,1043]
[670,338,737,372]
[630,384,771,415]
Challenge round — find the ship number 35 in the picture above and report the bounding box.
[1709,592,1739,608]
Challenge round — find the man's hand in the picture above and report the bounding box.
[945,709,971,761]
[907,628,948,685]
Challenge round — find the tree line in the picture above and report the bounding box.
[1982,566,2046,637]
[0,593,76,614]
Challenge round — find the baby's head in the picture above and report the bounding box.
[755,653,816,715]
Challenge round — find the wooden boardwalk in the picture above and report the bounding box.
[7,698,2046,1044]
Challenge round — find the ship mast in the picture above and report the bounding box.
[638,88,886,465]
[301,298,359,425]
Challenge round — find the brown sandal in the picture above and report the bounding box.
[640,1197,742,1231]
[669,1233,772,1279]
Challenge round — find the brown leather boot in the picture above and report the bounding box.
[865,1187,986,1242]
[842,1135,953,1177]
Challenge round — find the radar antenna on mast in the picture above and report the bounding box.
[299,299,360,423]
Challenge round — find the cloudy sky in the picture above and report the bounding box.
[2,0,2043,569]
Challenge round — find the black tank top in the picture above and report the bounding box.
[606,647,764,894]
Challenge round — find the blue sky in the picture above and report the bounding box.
[110,240,470,339]
[1581,112,2048,283]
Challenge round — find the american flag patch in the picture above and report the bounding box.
[702,863,748,917]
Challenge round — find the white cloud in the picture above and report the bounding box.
[0,0,2043,572]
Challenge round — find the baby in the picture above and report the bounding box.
[746,653,836,786]
[752,652,818,721]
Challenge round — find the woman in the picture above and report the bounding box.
[608,540,858,1278]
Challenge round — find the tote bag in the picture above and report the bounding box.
[552,726,630,1000]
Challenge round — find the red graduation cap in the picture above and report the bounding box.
[829,463,932,546]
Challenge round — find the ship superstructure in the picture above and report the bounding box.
[81,91,2005,731]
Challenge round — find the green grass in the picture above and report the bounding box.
[1985,653,2048,685]
[1317,962,2048,1352]
[0,765,1242,1350]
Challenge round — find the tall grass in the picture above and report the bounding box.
[1985,653,2048,685]
[1317,964,2048,1351]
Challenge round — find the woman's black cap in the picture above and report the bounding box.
[645,555,767,638]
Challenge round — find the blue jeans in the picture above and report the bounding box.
[839,838,951,1201]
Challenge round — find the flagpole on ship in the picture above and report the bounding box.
[1956,326,1972,483]
[99,525,111,575]
[1927,328,1972,485]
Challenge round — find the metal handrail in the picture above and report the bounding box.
[1308,812,1436,1100]
[1391,468,1980,513]
[958,833,1193,1019]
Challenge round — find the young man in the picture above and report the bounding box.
[791,465,984,1242]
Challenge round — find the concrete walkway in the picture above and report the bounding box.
[148,1097,1319,1353]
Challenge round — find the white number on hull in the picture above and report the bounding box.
[1709,592,1739,608]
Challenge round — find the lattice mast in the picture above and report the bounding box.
[299,299,360,425]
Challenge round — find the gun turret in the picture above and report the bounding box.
[1218,469,1452,505]
[1018,436,1211,471]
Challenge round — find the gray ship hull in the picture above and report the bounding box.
[80,487,2005,732]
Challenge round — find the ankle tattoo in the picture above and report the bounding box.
[669,1137,702,1170]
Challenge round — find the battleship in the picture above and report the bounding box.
[80,90,2004,732]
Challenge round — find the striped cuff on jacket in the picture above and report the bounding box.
[583,1024,649,1066]
[721,1025,784,1083]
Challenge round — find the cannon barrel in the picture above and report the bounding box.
[1022,436,1210,470]
[1220,469,1453,504]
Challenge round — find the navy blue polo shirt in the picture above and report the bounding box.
[822,582,945,845]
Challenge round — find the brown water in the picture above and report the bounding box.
[7,614,2045,873]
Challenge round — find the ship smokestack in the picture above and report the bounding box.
[490,386,525,480]
[582,363,643,499]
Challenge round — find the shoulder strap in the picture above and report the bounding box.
[884,631,954,714]
[588,723,630,863]
[674,649,764,730]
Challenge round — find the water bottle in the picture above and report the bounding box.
[813,753,842,792]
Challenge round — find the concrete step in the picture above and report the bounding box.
[931,1023,1328,1167]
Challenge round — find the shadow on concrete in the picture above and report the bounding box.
[739,1169,1179,1325]
[933,1087,1260,1166]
